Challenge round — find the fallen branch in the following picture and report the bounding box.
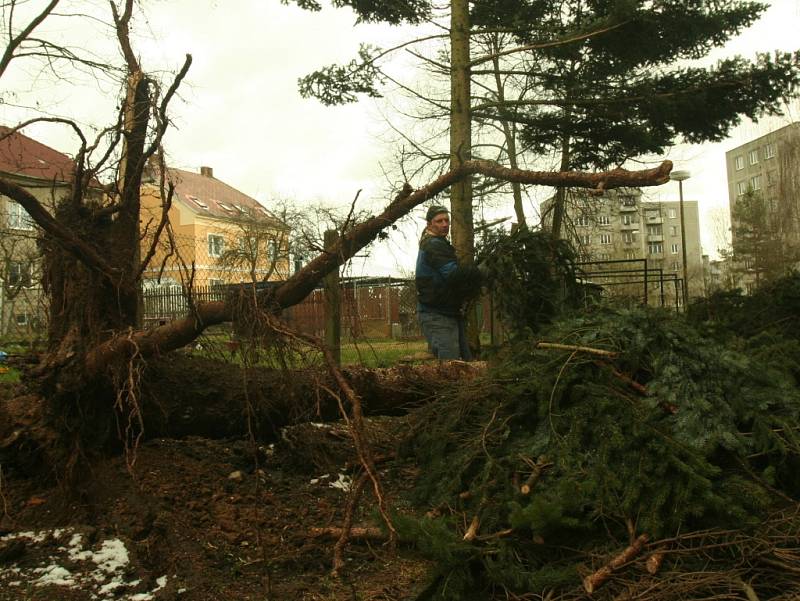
[520,456,552,495]
[80,160,671,372]
[463,495,489,541]
[536,342,618,358]
[262,314,398,549]
[332,472,369,576]
[309,526,386,541]
[645,550,664,575]
[463,514,481,542]
[583,533,649,594]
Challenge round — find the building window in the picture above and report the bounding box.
[7,202,35,230]
[238,236,258,253]
[600,233,612,245]
[576,215,591,226]
[8,261,33,287]
[671,243,680,254]
[767,170,777,186]
[645,210,660,222]
[736,181,747,196]
[750,175,761,191]
[764,143,776,159]
[622,232,635,244]
[669,225,678,236]
[768,197,777,212]
[208,234,225,257]
[579,234,591,245]
[668,208,677,219]
[209,278,225,289]
[748,149,759,165]
[598,253,611,261]
[597,215,610,225]
[624,250,637,260]
[15,313,29,326]
[735,155,744,170]
[647,224,662,236]
[648,242,663,255]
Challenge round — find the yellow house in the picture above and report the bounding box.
[140,165,291,291]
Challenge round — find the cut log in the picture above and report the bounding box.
[582,533,649,594]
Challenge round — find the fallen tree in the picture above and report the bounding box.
[0,2,675,474]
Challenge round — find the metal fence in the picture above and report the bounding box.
[576,259,684,311]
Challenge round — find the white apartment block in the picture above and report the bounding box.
[545,188,704,304]
[725,122,800,291]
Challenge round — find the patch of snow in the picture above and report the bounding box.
[1,530,49,543]
[329,473,352,491]
[0,527,170,601]
[34,564,75,587]
[310,473,332,485]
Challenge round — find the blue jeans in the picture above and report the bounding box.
[418,311,471,360]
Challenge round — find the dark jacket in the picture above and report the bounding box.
[415,231,481,316]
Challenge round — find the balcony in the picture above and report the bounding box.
[620,222,639,230]
[648,235,664,243]
[619,203,638,212]
[645,215,663,224]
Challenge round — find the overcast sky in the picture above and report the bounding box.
[2,0,799,274]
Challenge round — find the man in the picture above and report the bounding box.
[415,205,481,360]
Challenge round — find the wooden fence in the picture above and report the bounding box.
[141,278,422,340]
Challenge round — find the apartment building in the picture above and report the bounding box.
[544,187,704,304]
[139,164,291,290]
[725,122,800,290]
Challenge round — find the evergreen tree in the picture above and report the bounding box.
[485,1,800,236]
[729,187,799,286]
[292,0,800,239]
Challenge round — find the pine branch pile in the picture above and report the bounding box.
[476,228,583,335]
[395,303,800,600]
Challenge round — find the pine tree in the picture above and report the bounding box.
[293,0,800,240]
[729,188,799,285]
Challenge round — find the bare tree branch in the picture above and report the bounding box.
[0,0,61,78]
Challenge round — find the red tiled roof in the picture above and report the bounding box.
[164,167,279,223]
[0,125,77,183]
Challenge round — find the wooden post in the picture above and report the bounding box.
[386,278,392,337]
[324,230,341,365]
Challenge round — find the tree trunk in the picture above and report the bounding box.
[0,356,486,460]
[490,35,525,228]
[450,0,474,263]
[450,0,481,355]
[549,134,572,239]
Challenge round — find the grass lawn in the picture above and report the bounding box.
[339,338,429,367]
[0,366,20,383]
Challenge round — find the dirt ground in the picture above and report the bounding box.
[0,415,434,600]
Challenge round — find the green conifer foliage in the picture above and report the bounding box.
[398,303,800,598]
[476,228,582,335]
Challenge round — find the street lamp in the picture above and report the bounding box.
[670,170,691,309]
